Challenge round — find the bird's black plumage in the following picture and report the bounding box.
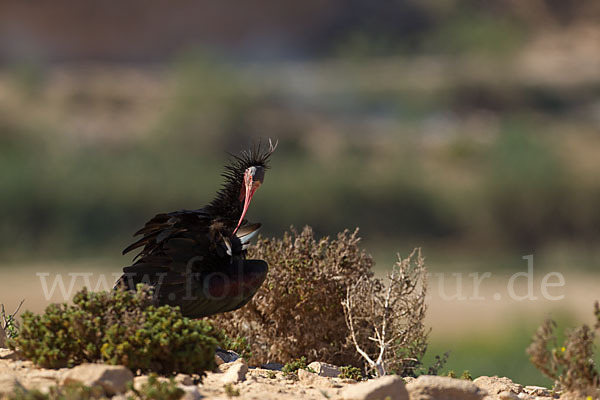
[115,142,275,318]
[206,144,272,223]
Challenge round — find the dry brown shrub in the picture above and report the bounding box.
[527,302,600,397]
[210,226,431,374]
[210,226,373,366]
[342,248,428,377]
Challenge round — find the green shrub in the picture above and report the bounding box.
[266,371,277,379]
[11,286,218,375]
[211,330,252,360]
[460,370,473,380]
[339,366,363,380]
[282,356,315,378]
[1,300,24,340]
[101,304,219,374]
[445,370,472,380]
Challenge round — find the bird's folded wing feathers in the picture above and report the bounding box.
[236,222,261,249]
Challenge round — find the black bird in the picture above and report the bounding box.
[115,141,276,318]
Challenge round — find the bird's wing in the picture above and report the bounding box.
[118,209,219,287]
[122,209,211,257]
[235,222,261,250]
[117,210,266,318]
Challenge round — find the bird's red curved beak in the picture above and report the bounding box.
[232,172,261,236]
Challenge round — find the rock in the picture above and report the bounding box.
[11,360,35,370]
[497,391,520,400]
[0,348,18,360]
[0,374,24,397]
[219,357,247,372]
[298,369,331,387]
[242,375,258,385]
[523,385,550,397]
[179,384,202,400]
[25,370,61,380]
[133,375,169,391]
[307,361,341,378]
[406,375,487,400]
[21,369,62,393]
[61,363,134,396]
[473,376,523,396]
[133,376,148,391]
[215,348,241,364]
[339,375,408,400]
[221,359,248,384]
[174,373,194,386]
[403,376,416,385]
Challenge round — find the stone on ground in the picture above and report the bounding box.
[219,357,247,372]
[61,363,133,396]
[179,384,202,400]
[339,375,408,400]
[215,349,241,365]
[522,385,551,397]
[406,375,487,400]
[0,374,24,397]
[496,391,520,400]
[473,376,523,396]
[307,361,341,377]
[298,368,331,387]
[175,373,194,386]
[221,359,248,384]
[133,375,169,391]
[20,369,62,393]
[0,348,17,360]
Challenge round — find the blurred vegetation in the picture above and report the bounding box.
[425,313,600,387]
[0,41,599,267]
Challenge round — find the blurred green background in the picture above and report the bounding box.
[1,0,599,386]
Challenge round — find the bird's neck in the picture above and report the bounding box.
[207,184,244,225]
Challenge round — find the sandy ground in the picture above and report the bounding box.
[0,348,562,400]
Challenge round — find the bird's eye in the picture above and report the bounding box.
[251,166,265,183]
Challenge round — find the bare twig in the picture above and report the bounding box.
[342,282,377,371]
[1,299,25,337]
[341,248,429,377]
